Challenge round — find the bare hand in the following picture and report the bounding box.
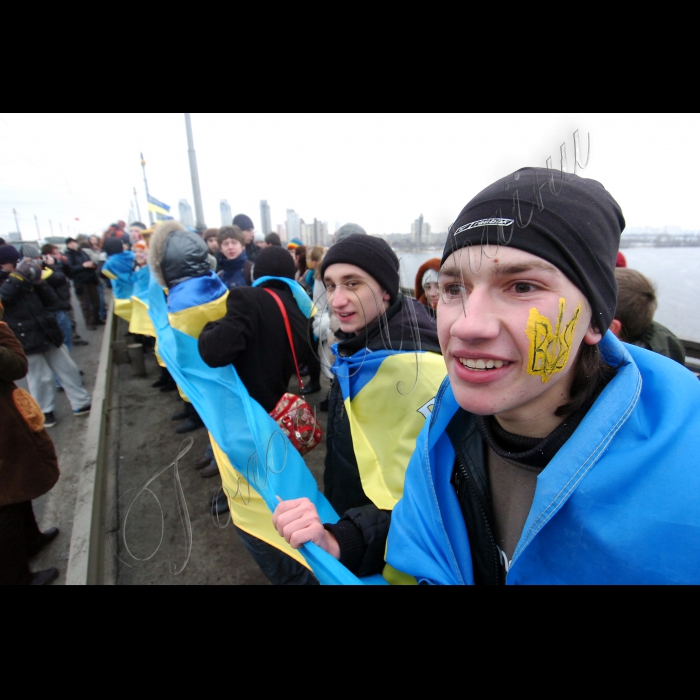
[273,497,341,559]
[82,261,95,268]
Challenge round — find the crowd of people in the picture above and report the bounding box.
[2,167,700,585]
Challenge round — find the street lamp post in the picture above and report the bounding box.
[184,113,206,231]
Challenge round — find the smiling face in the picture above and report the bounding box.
[323,262,391,335]
[220,237,244,260]
[424,281,440,309]
[438,245,602,437]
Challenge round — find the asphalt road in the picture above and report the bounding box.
[21,286,331,585]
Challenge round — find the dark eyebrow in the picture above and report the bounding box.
[438,261,559,279]
[324,273,365,284]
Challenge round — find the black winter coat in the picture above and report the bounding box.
[197,280,314,413]
[64,247,99,287]
[324,295,441,576]
[0,270,64,354]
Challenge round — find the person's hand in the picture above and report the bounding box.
[82,260,96,268]
[42,253,56,266]
[273,497,341,559]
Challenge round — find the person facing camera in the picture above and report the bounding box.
[386,167,700,585]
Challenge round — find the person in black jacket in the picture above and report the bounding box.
[64,237,102,330]
[273,234,443,578]
[0,246,91,428]
[198,245,319,585]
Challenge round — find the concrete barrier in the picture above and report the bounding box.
[65,300,116,585]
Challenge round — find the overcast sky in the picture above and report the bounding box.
[1,113,698,241]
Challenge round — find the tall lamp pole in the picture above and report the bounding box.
[13,208,21,238]
[184,113,206,231]
[141,153,154,225]
[133,187,142,222]
[34,215,40,239]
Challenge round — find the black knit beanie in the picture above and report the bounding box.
[320,234,400,304]
[233,213,254,231]
[253,245,296,280]
[442,167,625,331]
[0,244,20,266]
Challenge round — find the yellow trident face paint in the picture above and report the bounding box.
[525,298,582,383]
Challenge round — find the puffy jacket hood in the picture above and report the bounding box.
[150,221,210,288]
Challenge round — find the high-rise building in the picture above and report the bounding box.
[286,209,301,242]
[411,215,431,248]
[277,223,287,242]
[220,199,232,227]
[178,199,194,229]
[260,200,272,235]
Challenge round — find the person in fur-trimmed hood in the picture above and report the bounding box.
[414,257,441,315]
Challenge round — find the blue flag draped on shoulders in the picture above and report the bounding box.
[102,250,135,322]
[146,269,367,584]
[129,265,156,337]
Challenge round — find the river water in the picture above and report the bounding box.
[396,246,700,344]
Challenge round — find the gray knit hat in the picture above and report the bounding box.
[333,223,367,244]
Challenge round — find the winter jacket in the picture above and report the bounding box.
[0,270,63,354]
[324,295,443,577]
[41,265,72,312]
[0,321,59,506]
[198,280,314,413]
[632,320,686,366]
[64,247,99,287]
[387,332,700,584]
[217,252,252,291]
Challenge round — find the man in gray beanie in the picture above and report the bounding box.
[273,234,447,580]
[386,167,700,585]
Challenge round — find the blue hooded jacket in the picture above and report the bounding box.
[387,332,700,584]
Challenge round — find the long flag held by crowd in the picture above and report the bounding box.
[145,270,368,585]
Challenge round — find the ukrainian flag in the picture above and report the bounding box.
[129,265,156,338]
[147,195,174,221]
[101,250,135,322]
[146,271,365,585]
[332,342,446,582]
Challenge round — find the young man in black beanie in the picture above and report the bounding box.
[232,213,257,263]
[386,167,700,585]
[273,234,446,581]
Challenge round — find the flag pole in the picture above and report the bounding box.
[184,113,206,231]
[141,153,154,225]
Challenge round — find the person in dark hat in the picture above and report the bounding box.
[198,245,320,584]
[232,213,257,263]
[386,166,700,585]
[272,234,445,580]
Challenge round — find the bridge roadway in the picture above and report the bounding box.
[22,288,331,585]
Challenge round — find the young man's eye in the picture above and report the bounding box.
[441,283,465,301]
[512,282,536,294]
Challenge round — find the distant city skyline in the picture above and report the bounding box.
[2,114,699,241]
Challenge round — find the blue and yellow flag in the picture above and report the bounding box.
[129,265,156,338]
[147,195,174,221]
[101,250,135,322]
[146,271,365,585]
[332,344,446,583]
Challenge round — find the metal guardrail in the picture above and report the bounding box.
[65,300,116,585]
